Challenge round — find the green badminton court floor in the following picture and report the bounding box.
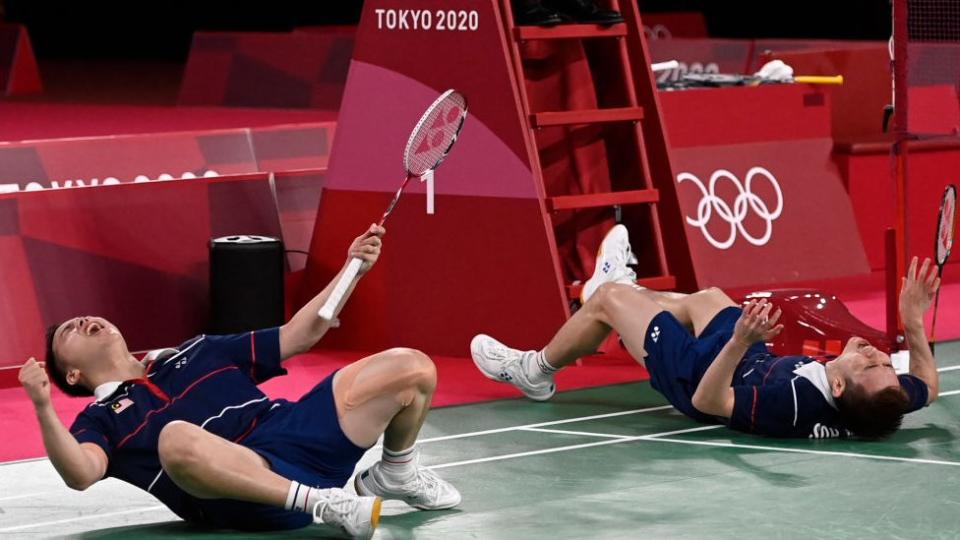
[3,342,960,539]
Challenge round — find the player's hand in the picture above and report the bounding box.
[733,299,784,346]
[899,256,940,328]
[19,357,52,409]
[349,224,385,275]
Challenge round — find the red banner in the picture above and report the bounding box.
[661,84,870,288]
[179,29,354,110]
[0,123,334,194]
[0,175,289,377]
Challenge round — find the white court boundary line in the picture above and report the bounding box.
[428,425,722,470]
[524,425,723,440]
[0,491,57,502]
[644,438,960,467]
[415,404,674,444]
[0,505,167,533]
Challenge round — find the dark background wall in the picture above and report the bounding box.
[3,0,889,60]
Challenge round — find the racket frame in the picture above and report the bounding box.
[318,90,468,321]
[930,184,957,351]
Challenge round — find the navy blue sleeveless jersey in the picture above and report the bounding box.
[69,328,288,520]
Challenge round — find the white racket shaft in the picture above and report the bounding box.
[318,257,364,320]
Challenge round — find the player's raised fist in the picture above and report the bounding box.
[19,357,52,408]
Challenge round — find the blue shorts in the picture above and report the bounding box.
[189,371,367,531]
[643,306,768,423]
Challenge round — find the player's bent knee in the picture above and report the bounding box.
[158,421,204,473]
[588,282,620,309]
[698,286,733,304]
[591,282,643,318]
[387,347,437,390]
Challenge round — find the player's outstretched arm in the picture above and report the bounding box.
[900,256,940,403]
[18,358,108,490]
[279,224,386,360]
[692,299,783,417]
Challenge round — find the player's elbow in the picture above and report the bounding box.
[692,389,730,417]
[691,391,713,415]
[279,321,326,358]
[64,474,96,491]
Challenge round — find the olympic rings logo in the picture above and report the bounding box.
[677,167,784,250]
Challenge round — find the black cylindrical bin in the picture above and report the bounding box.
[209,235,284,334]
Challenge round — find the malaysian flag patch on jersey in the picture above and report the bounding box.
[111,398,134,414]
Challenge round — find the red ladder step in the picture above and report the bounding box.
[531,107,644,127]
[514,23,627,41]
[547,189,659,212]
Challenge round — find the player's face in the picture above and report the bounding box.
[53,316,126,372]
[834,337,899,395]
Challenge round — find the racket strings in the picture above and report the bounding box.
[405,93,467,176]
[937,185,956,264]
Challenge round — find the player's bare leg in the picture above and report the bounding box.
[472,283,661,399]
[158,421,379,537]
[543,283,665,368]
[640,288,738,336]
[333,348,461,510]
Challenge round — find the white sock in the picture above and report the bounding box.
[380,445,418,484]
[285,481,332,514]
[523,350,558,384]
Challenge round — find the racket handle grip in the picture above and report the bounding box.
[318,257,364,321]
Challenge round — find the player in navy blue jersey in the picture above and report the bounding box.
[18,224,459,538]
[472,225,940,440]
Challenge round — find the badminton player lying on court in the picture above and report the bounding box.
[472,225,940,440]
[17,224,459,538]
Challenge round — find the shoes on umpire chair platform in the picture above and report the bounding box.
[546,0,624,25]
[513,0,563,25]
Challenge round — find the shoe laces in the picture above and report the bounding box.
[312,488,355,525]
[612,264,637,284]
[483,340,523,365]
[615,237,637,267]
[410,467,447,499]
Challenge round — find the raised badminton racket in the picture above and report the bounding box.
[931,184,956,353]
[318,89,468,321]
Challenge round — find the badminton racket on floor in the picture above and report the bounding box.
[318,89,468,321]
[931,184,956,353]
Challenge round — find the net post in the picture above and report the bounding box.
[891,0,909,346]
[885,227,902,349]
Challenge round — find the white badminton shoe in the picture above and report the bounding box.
[580,224,640,304]
[354,461,461,510]
[311,488,381,539]
[470,334,556,401]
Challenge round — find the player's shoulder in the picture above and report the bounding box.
[177,334,207,350]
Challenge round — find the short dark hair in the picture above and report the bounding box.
[45,323,93,398]
[836,383,909,440]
